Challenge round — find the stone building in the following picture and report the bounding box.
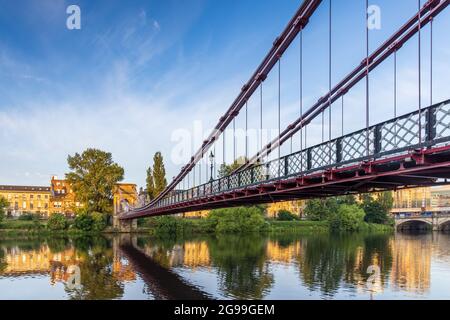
[0,185,51,217]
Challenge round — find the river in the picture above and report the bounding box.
[1,232,450,300]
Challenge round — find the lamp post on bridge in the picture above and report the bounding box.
[209,151,215,182]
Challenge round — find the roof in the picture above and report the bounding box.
[0,185,51,192]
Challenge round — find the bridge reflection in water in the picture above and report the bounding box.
[1,234,450,299]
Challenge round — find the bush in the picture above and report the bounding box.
[73,210,94,231]
[91,212,108,232]
[277,210,298,221]
[47,213,68,231]
[329,204,365,232]
[18,213,35,221]
[153,216,180,235]
[363,201,389,224]
[207,207,267,233]
[304,198,339,221]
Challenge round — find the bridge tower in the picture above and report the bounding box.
[113,184,138,232]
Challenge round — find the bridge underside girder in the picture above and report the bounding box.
[122,146,450,219]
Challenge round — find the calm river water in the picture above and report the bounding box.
[1,232,450,300]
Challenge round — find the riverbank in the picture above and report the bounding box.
[0,218,393,236]
[138,217,393,236]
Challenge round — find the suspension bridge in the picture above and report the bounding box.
[120,0,450,221]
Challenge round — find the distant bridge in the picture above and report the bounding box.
[120,0,450,221]
[396,213,450,231]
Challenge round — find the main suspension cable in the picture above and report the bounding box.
[328,0,333,158]
[418,0,423,144]
[300,27,304,170]
[278,58,282,177]
[365,0,370,156]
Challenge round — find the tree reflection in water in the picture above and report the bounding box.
[65,237,124,300]
[298,233,393,297]
[1,231,447,300]
[207,234,274,299]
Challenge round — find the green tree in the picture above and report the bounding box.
[66,148,124,213]
[304,198,338,221]
[277,210,298,221]
[362,192,393,224]
[329,204,365,232]
[146,167,156,200]
[73,210,94,231]
[0,196,9,223]
[218,157,247,178]
[47,213,68,231]
[152,152,167,196]
[337,195,357,206]
[91,212,108,232]
[377,191,394,212]
[207,207,267,233]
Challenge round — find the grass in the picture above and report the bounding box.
[267,220,330,234]
[0,219,45,230]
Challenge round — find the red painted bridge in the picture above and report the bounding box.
[120,0,450,220]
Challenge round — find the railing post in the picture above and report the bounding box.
[307,149,312,171]
[336,138,343,163]
[227,176,230,190]
[265,163,270,180]
[426,106,437,146]
[284,156,289,177]
[251,167,255,184]
[238,172,241,187]
[374,125,382,156]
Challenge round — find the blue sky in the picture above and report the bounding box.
[0,0,449,188]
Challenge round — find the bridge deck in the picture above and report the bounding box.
[121,100,450,219]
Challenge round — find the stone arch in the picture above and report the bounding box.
[396,219,432,232]
[438,218,450,231]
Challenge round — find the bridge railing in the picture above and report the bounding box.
[135,99,450,212]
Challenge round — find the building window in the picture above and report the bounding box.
[30,203,34,210]
[22,201,26,209]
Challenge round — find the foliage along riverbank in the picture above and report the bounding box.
[138,193,396,236]
[0,210,109,236]
[139,206,393,237]
[1,192,394,236]
[0,200,394,237]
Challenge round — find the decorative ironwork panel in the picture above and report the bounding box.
[240,169,252,186]
[229,174,239,189]
[212,180,220,193]
[220,178,228,191]
[204,184,212,196]
[310,141,336,169]
[266,159,281,179]
[435,102,450,141]
[252,165,266,183]
[380,113,421,151]
[342,129,374,162]
[288,151,307,175]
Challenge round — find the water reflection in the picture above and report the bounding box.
[0,232,449,299]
